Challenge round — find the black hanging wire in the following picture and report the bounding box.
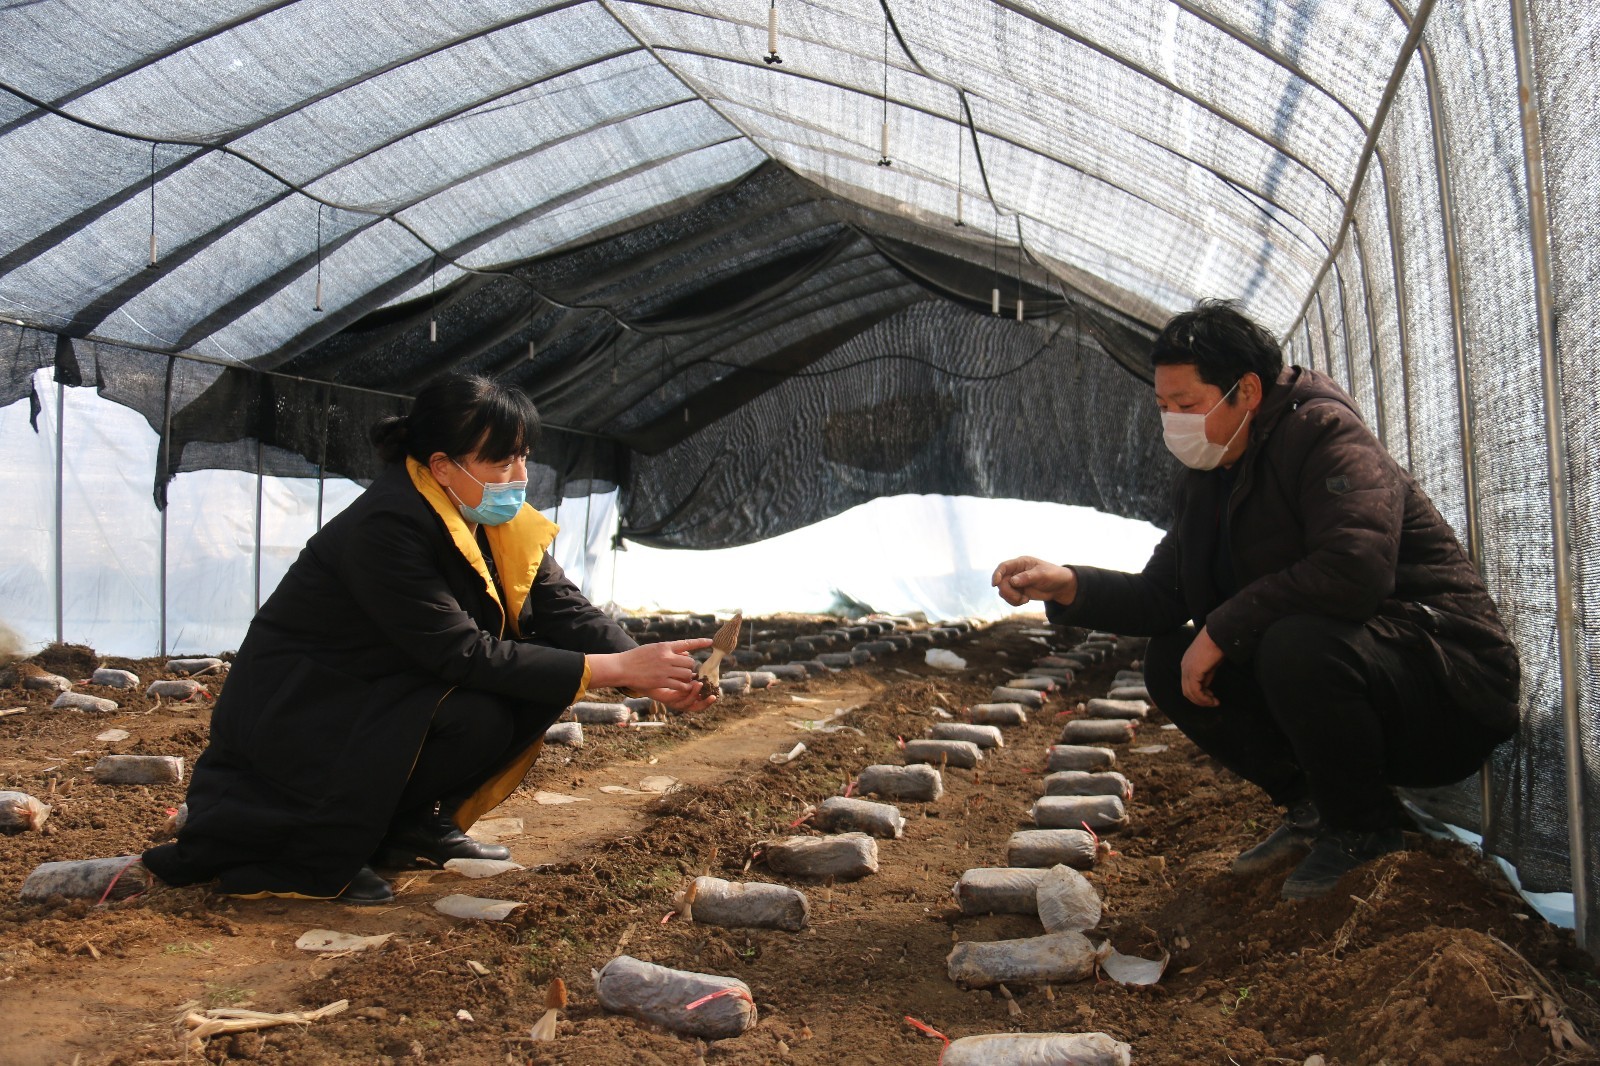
[146,142,158,269]
[313,202,324,313]
[764,0,782,64]
[877,14,892,167]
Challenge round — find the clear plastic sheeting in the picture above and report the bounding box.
[612,493,1164,621]
[0,370,631,656]
[0,0,1597,949]
[0,373,370,656]
[0,375,57,645]
[58,381,162,654]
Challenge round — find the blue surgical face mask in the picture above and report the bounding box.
[448,460,527,526]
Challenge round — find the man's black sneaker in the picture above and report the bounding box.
[338,865,394,906]
[1280,828,1405,900]
[1231,801,1321,876]
[373,808,512,870]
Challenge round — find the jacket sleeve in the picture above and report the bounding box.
[518,554,638,654]
[1045,525,1192,635]
[1205,402,1403,660]
[338,510,590,702]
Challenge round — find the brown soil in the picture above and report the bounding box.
[0,621,1596,1065]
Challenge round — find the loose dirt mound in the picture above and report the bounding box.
[0,623,1594,1065]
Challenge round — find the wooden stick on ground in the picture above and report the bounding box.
[182,999,348,1046]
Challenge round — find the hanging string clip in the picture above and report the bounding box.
[764,0,783,64]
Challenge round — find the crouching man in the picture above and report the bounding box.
[992,300,1519,899]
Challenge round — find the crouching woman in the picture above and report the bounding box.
[144,373,714,904]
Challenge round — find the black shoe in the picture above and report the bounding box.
[373,808,511,870]
[1281,828,1405,900]
[338,865,395,906]
[1232,801,1321,876]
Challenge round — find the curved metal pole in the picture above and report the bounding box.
[1312,289,1334,379]
[1329,262,1357,399]
[1413,41,1481,559]
[1376,154,1417,469]
[1348,223,1388,449]
[1283,0,1439,340]
[1510,0,1586,951]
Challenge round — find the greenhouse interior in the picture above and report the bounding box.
[1,1,1597,1062]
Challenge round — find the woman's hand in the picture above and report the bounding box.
[1180,626,1225,708]
[586,638,713,693]
[991,556,1078,607]
[644,684,717,714]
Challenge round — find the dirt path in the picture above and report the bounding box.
[488,685,879,869]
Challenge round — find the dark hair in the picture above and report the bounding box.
[370,372,540,466]
[1150,299,1283,400]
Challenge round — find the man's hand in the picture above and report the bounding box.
[991,556,1078,607]
[1180,626,1225,708]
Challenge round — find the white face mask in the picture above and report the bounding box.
[1160,379,1250,471]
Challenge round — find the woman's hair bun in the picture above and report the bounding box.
[372,373,538,467]
[369,414,411,464]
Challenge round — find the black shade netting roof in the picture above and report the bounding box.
[0,163,1174,544]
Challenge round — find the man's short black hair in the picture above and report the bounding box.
[1151,299,1284,398]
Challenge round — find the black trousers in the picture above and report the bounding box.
[1144,615,1504,832]
[395,690,567,818]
